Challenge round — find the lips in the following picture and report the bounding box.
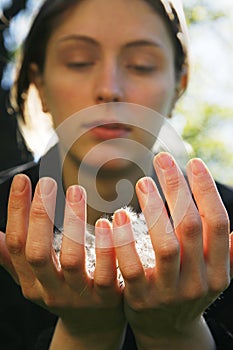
[85,122,132,140]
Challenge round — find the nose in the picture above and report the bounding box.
[94,62,124,103]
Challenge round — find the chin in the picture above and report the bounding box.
[80,157,133,174]
[99,158,133,171]
[78,142,137,170]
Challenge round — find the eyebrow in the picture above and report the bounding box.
[57,35,163,50]
[58,35,100,47]
[124,39,163,50]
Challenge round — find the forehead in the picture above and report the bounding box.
[47,0,174,51]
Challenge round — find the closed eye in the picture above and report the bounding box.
[67,62,95,69]
[127,64,156,73]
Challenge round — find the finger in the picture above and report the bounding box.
[26,177,61,288]
[153,152,197,230]
[112,209,146,293]
[60,185,87,292]
[136,177,180,289]
[153,153,205,289]
[6,174,35,286]
[187,159,230,291]
[95,219,117,289]
[0,231,19,283]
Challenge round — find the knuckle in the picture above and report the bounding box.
[158,241,180,263]
[22,289,39,302]
[209,274,230,295]
[6,232,24,254]
[21,282,40,302]
[23,290,57,309]
[60,252,82,272]
[144,204,163,229]
[145,200,163,215]
[31,204,48,220]
[181,283,208,301]
[43,294,59,309]
[122,264,143,282]
[165,173,180,191]
[208,214,229,235]
[94,277,112,289]
[22,283,62,310]
[26,247,50,268]
[128,299,148,311]
[160,293,176,306]
[178,213,202,239]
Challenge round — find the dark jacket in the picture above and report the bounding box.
[0,148,233,349]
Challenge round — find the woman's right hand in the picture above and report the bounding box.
[2,174,125,350]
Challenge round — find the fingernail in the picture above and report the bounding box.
[190,159,207,175]
[38,177,56,197]
[67,185,84,203]
[12,175,27,193]
[156,152,174,170]
[138,177,155,194]
[114,210,128,226]
[96,219,111,229]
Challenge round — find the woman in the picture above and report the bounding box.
[0,0,233,349]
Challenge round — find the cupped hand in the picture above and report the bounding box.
[2,174,125,349]
[112,152,231,350]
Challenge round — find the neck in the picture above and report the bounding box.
[62,152,153,226]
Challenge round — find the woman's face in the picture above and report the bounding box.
[34,0,179,169]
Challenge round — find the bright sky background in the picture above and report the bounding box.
[185,0,233,108]
[193,2,233,153]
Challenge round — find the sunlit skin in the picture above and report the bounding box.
[30,0,182,223]
[36,0,177,120]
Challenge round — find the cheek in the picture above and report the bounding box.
[128,74,176,117]
[43,75,91,126]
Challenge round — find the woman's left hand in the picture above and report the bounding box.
[112,152,231,350]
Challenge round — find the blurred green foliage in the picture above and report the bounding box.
[177,102,233,185]
[177,1,233,186]
[184,5,225,25]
